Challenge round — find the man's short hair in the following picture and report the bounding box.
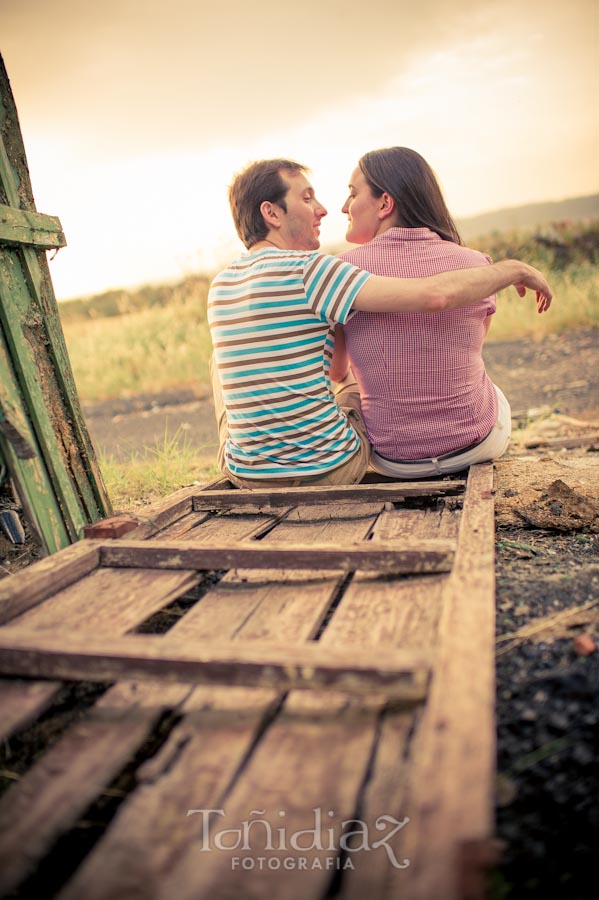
[229,159,307,249]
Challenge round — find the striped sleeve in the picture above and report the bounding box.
[303,254,371,324]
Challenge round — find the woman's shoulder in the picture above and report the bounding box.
[449,243,493,266]
[339,237,493,280]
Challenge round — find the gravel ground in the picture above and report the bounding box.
[493,525,599,899]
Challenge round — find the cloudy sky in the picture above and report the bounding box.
[2,0,597,299]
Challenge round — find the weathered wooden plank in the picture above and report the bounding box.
[325,506,459,655]
[382,463,497,900]
[52,688,282,900]
[120,486,199,540]
[0,564,199,742]
[157,504,290,542]
[0,495,281,745]
[0,630,431,698]
[5,568,200,634]
[0,678,63,739]
[0,507,282,893]
[152,502,446,900]
[374,502,460,542]
[99,538,456,574]
[0,681,196,899]
[323,508,449,898]
[0,540,101,624]
[192,480,466,509]
[5,503,381,898]
[0,330,71,552]
[167,704,383,900]
[224,506,452,900]
[168,502,385,646]
[0,53,112,547]
[121,477,232,541]
[336,483,491,900]
[524,431,599,450]
[0,203,66,249]
[51,503,382,899]
[0,251,96,540]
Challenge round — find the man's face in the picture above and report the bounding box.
[277,171,327,250]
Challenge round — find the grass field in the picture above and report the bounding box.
[98,426,220,510]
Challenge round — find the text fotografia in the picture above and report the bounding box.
[186,808,410,870]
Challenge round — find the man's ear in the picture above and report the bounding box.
[260,200,282,230]
[379,192,396,221]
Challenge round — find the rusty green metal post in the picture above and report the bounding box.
[0,54,112,554]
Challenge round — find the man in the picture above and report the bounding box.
[209,159,551,488]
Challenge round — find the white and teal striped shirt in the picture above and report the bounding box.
[208,248,372,479]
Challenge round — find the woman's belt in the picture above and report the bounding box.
[375,432,493,464]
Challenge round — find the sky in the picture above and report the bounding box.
[1,0,598,300]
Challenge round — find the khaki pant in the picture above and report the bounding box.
[210,356,371,489]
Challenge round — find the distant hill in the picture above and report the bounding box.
[456,193,599,241]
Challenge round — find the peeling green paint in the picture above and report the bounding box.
[0,53,112,554]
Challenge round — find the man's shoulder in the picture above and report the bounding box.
[210,249,356,292]
[215,248,326,274]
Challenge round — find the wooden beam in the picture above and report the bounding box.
[98,537,456,574]
[0,337,71,552]
[192,480,467,510]
[0,204,66,250]
[0,630,431,699]
[0,540,101,624]
[387,462,497,900]
[0,53,112,552]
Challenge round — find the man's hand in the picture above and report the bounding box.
[513,263,552,312]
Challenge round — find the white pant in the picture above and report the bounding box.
[370,385,512,479]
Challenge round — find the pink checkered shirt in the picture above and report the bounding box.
[341,227,498,460]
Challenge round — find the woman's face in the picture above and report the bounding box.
[342,167,385,244]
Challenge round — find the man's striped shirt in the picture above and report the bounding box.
[208,248,371,479]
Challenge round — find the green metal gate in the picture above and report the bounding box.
[0,54,112,554]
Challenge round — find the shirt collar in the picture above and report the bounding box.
[370,227,441,243]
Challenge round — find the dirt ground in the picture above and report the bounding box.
[0,328,598,898]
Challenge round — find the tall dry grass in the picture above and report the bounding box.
[62,291,213,402]
[469,221,599,341]
[488,265,598,341]
[61,221,598,404]
[99,426,219,509]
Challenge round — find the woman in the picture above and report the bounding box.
[332,146,511,478]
